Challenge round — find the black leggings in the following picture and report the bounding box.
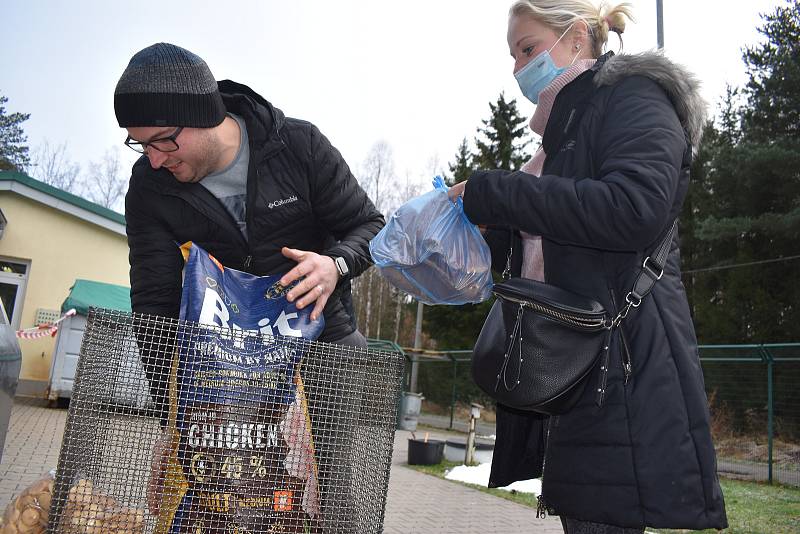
[560,517,645,534]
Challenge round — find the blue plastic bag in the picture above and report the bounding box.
[369,176,493,305]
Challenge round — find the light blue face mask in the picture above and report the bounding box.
[514,24,577,105]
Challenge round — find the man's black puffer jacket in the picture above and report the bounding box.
[125,80,384,422]
[125,79,384,342]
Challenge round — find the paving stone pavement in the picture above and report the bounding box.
[0,398,561,533]
[384,430,562,533]
[0,397,64,505]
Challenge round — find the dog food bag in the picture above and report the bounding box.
[155,242,325,534]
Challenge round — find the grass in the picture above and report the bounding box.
[408,462,800,533]
[654,479,800,534]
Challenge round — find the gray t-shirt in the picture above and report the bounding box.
[201,113,249,238]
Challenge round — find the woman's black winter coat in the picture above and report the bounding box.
[463,52,727,530]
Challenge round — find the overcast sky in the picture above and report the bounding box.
[1,0,785,201]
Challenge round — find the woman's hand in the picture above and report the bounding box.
[448,180,467,202]
[448,180,487,232]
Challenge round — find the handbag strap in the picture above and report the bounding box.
[608,219,678,329]
[502,221,678,328]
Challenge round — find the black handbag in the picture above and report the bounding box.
[472,221,678,415]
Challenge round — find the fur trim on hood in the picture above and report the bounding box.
[594,51,707,152]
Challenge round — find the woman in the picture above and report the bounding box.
[449,1,728,532]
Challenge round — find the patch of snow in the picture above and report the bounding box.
[445,462,541,495]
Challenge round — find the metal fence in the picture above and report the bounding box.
[699,344,800,486]
[397,343,800,486]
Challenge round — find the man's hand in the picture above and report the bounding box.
[448,180,467,203]
[279,247,339,321]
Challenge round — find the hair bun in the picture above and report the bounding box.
[603,3,631,35]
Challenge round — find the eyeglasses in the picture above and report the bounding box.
[124,126,184,154]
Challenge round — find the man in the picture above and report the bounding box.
[114,42,384,521]
[115,42,382,343]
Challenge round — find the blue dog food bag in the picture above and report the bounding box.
[156,242,325,534]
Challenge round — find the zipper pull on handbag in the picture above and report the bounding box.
[502,245,513,280]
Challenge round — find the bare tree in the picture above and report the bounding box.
[375,276,384,340]
[364,269,374,338]
[426,152,444,181]
[28,140,82,194]
[361,140,398,214]
[356,141,400,336]
[389,171,425,344]
[353,142,438,342]
[393,286,403,344]
[84,148,128,212]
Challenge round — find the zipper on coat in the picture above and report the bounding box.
[241,167,259,271]
[537,416,556,519]
[619,326,633,385]
[608,289,633,385]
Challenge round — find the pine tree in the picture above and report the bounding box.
[444,138,473,187]
[681,0,800,343]
[473,92,529,170]
[741,0,800,142]
[0,93,30,171]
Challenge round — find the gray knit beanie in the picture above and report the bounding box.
[114,43,226,128]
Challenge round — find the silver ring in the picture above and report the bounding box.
[317,285,324,294]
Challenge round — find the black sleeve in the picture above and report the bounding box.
[125,175,183,319]
[306,124,385,278]
[125,173,184,426]
[463,76,687,252]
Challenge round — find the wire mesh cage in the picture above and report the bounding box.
[49,308,404,534]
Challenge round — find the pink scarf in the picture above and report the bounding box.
[520,59,596,281]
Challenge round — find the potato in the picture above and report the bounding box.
[67,479,94,507]
[34,493,50,515]
[5,508,19,526]
[15,495,35,512]
[19,508,39,528]
[59,479,146,534]
[88,493,117,509]
[84,517,105,534]
[26,480,50,497]
[69,514,88,529]
[89,503,115,522]
[106,508,145,534]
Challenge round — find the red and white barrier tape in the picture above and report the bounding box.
[15,308,77,339]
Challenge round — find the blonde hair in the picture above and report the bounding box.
[509,0,634,57]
